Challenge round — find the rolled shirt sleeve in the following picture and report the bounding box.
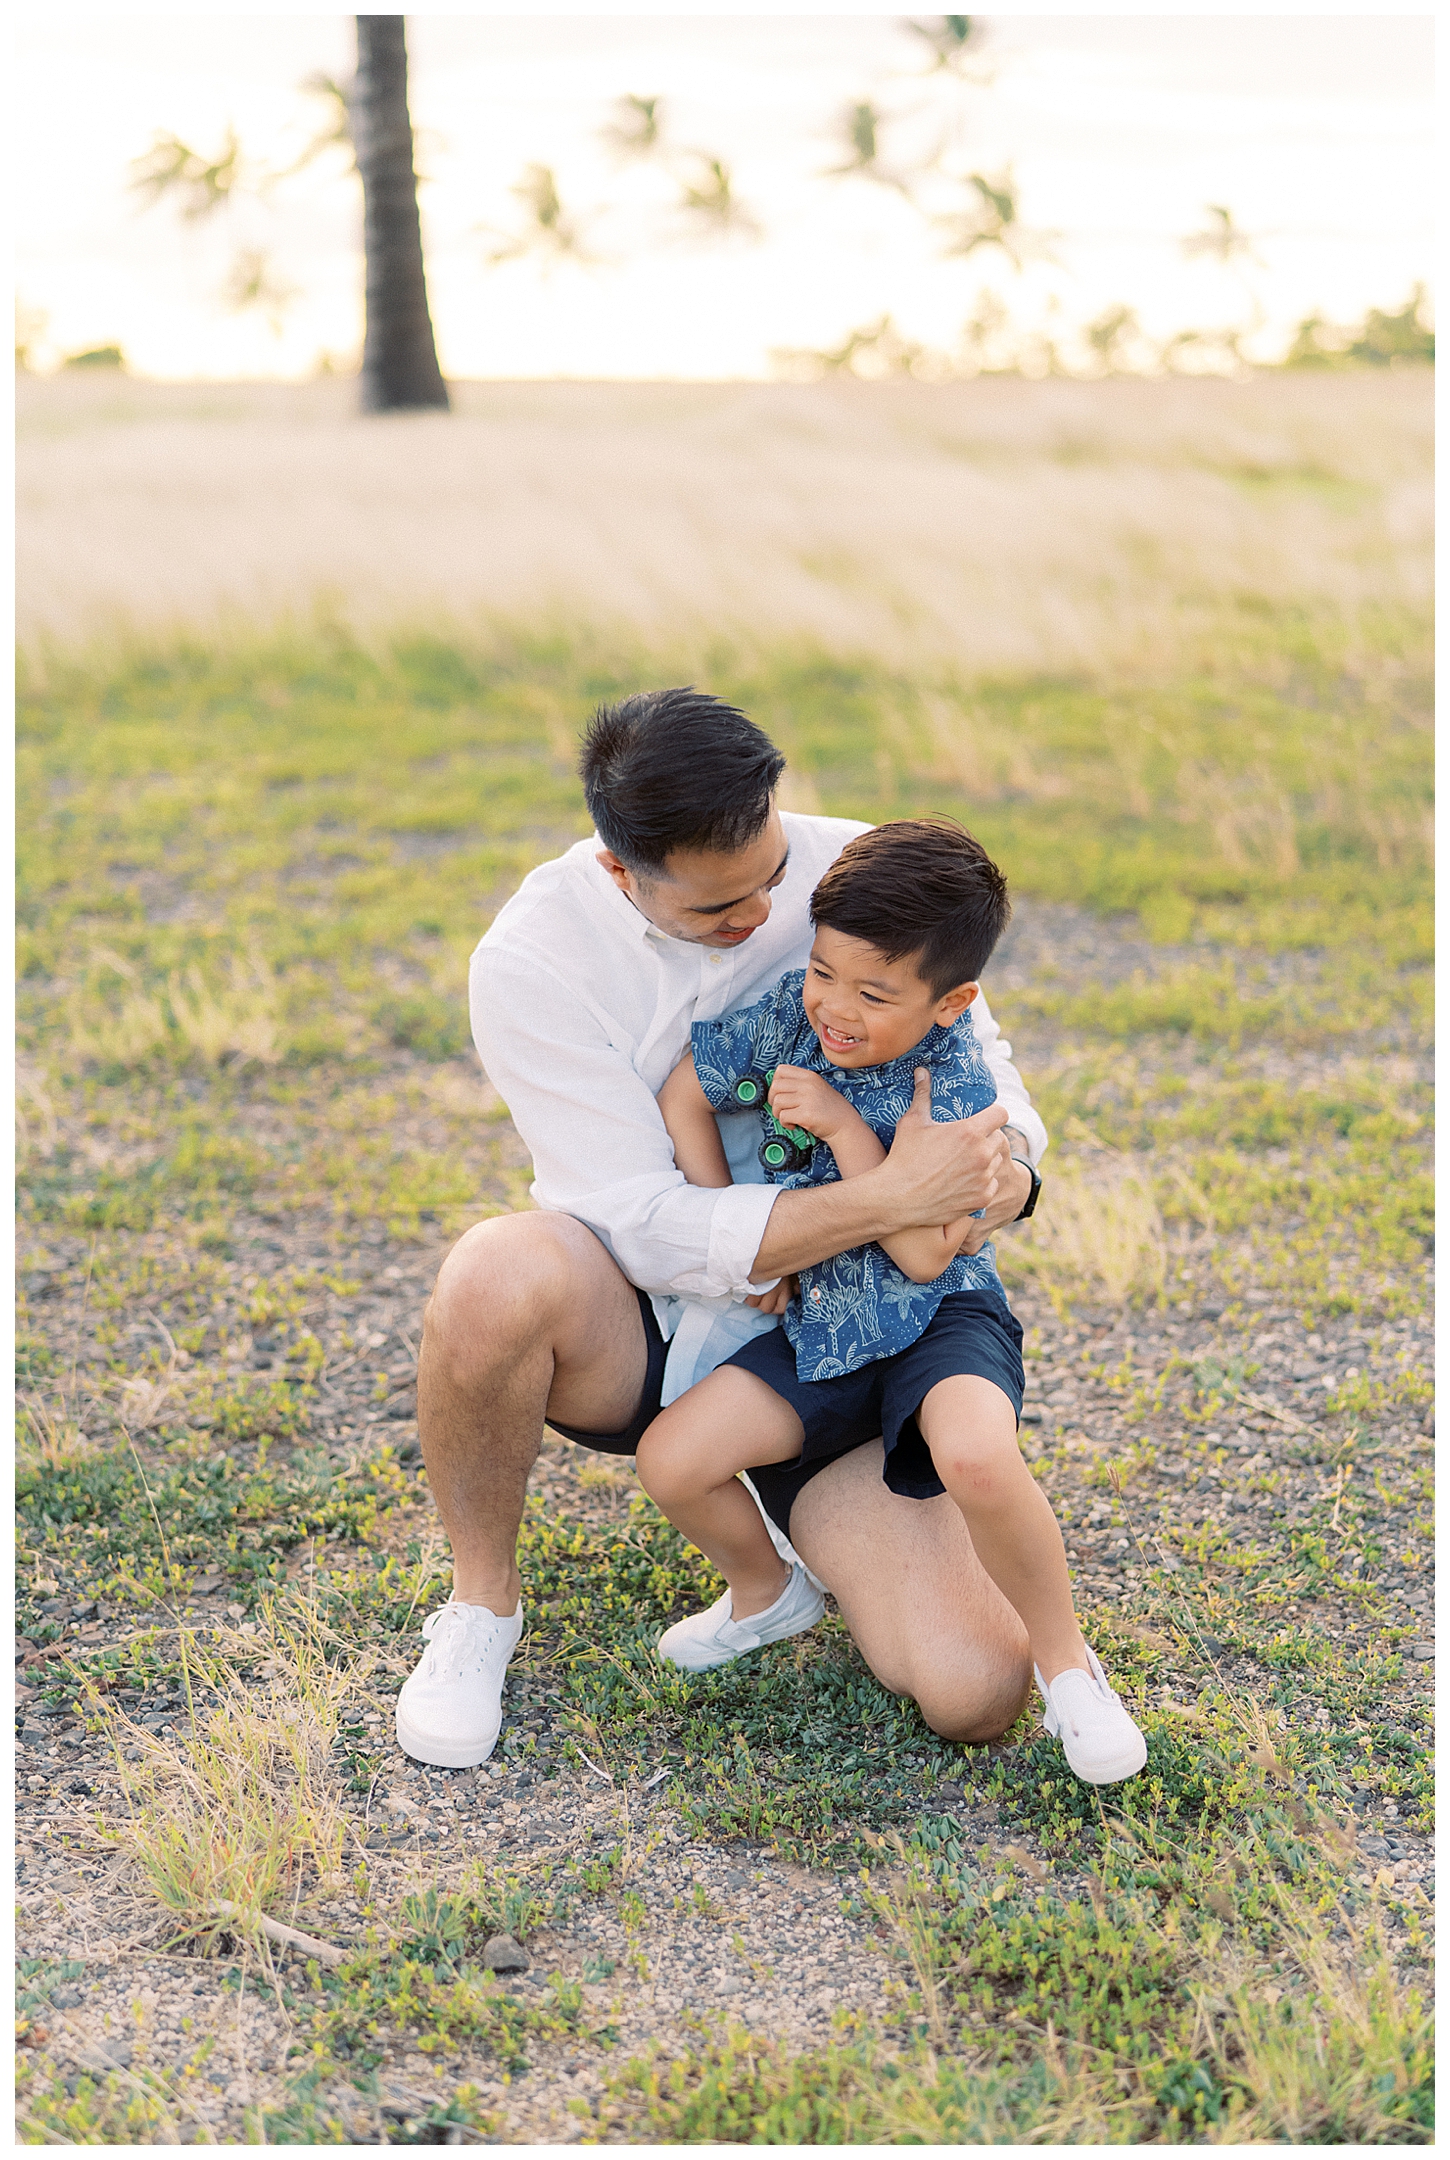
[971,986,1047,1166]
[471,944,781,1302]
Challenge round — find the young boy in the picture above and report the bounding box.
[639,819,1146,1786]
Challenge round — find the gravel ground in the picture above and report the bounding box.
[15,900,1433,2141]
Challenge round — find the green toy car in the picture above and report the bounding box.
[732,1069,817,1176]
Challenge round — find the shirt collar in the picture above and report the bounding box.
[577,833,739,957]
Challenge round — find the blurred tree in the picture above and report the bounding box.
[822,101,911,195]
[599,94,664,161]
[905,16,990,77]
[678,155,760,238]
[223,249,300,337]
[288,72,356,177]
[16,300,49,372]
[1282,285,1434,369]
[128,18,447,412]
[486,165,593,264]
[130,129,244,219]
[354,16,449,411]
[1182,203,1262,268]
[936,170,1025,266]
[62,346,126,370]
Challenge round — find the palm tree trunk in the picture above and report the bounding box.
[354,16,449,412]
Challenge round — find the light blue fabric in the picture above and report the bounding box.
[692,970,1007,1380]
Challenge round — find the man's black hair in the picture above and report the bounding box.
[809,818,1011,996]
[579,688,785,875]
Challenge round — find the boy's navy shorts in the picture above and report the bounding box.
[723,1288,1025,1505]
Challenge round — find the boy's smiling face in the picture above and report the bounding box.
[803,924,978,1069]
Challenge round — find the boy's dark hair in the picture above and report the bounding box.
[810,818,1010,996]
[579,688,785,875]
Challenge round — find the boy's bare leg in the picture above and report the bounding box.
[636,1372,807,1618]
[918,1375,1089,1684]
[788,1440,1032,1744]
[416,1213,651,1613]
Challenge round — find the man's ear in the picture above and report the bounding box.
[595,848,634,894]
[935,981,979,1024]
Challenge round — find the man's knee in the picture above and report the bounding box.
[424,1214,584,1377]
[916,1657,1033,1746]
[908,1617,1033,1745]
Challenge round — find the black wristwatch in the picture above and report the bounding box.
[1007,1139,1041,1221]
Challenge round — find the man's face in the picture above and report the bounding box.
[597,809,790,949]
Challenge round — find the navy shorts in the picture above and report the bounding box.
[722,1289,1025,1504]
[546,1288,668,1456]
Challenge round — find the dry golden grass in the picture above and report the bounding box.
[1003,1147,1168,1311]
[92,1599,370,1958]
[16,370,1430,670]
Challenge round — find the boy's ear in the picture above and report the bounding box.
[935,981,979,1023]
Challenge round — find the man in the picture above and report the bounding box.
[398,688,1046,1770]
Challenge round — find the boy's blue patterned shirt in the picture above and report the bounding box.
[692,970,1007,1381]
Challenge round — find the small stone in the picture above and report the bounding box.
[78,2040,132,2071]
[482,1933,530,1973]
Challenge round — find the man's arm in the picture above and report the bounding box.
[473,946,1031,1303]
[765,1065,975,1284]
[762,1064,1015,1281]
[472,944,785,1302]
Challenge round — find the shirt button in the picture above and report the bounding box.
[708,955,723,965]
[810,1288,822,1302]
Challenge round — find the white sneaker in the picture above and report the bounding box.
[1037,1646,1147,1785]
[395,1600,523,1768]
[657,1562,825,1673]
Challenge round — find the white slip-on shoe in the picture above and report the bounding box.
[395,1600,523,1768]
[1036,1645,1148,1785]
[657,1561,825,1674]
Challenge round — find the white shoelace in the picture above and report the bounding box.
[420,1604,506,1685]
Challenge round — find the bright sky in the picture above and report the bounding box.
[15,10,1436,381]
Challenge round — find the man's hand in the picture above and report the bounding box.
[954,1154,1033,1252]
[766,1065,854,1142]
[744,1274,797,1316]
[885,1067,1014,1232]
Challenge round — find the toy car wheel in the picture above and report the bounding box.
[759,1136,809,1174]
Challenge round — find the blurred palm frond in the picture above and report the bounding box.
[222,249,299,336]
[935,169,1028,267]
[1183,204,1263,268]
[486,165,593,264]
[279,71,355,178]
[129,129,243,219]
[600,93,665,161]
[821,101,914,196]
[773,314,930,383]
[678,155,760,238]
[904,15,990,77]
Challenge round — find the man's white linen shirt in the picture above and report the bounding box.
[470,814,1047,1337]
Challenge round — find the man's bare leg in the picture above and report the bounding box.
[788,1440,1032,1744]
[416,1213,648,1612]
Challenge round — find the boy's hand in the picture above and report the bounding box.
[767,1065,854,1141]
[744,1273,797,1316]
